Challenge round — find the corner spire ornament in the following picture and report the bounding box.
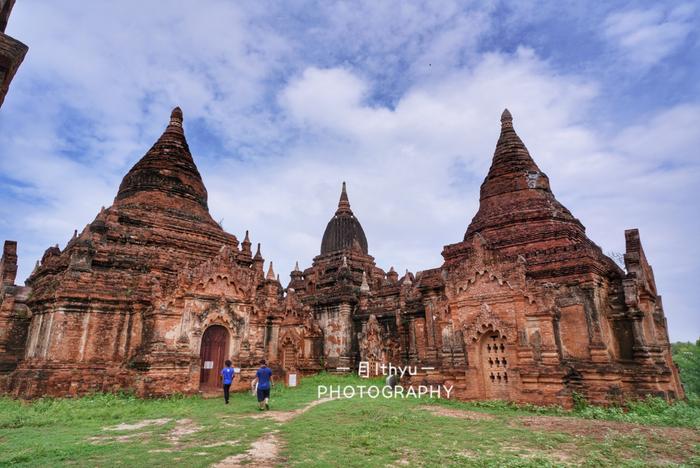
[360,271,370,293]
[254,243,263,260]
[403,269,412,286]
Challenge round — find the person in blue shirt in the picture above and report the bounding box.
[252,359,273,410]
[220,360,235,405]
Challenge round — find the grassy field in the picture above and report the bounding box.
[1,374,699,467]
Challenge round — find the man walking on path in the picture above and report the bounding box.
[220,360,235,405]
[252,360,273,410]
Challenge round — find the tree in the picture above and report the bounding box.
[672,339,700,396]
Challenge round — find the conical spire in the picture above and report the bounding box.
[266,261,276,280]
[288,260,304,290]
[253,243,264,276]
[253,243,263,260]
[463,109,583,242]
[241,230,252,257]
[336,181,352,215]
[115,107,209,211]
[486,108,543,187]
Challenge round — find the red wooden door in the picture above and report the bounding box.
[199,325,230,389]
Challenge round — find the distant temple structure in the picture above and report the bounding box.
[0,0,27,108]
[0,107,684,406]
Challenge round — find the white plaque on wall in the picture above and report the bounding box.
[203,361,214,369]
[288,373,297,387]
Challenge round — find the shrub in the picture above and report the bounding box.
[672,339,700,396]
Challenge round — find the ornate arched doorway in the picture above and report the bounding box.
[199,325,230,390]
[279,332,299,371]
[281,344,296,370]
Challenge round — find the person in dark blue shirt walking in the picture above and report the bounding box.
[252,359,273,410]
[220,360,235,405]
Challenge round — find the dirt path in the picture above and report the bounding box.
[212,397,336,467]
[420,404,700,464]
[420,404,700,443]
[249,397,336,423]
[102,418,172,431]
[513,415,700,443]
[419,405,495,421]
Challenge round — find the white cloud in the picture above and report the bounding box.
[604,4,695,68]
[208,52,700,340]
[1,1,698,342]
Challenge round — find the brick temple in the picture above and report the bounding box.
[0,0,27,109]
[0,107,684,406]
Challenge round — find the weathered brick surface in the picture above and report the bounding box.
[0,108,684,406]
[0,1,27,108]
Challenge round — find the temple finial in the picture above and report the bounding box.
[266,261,276,280]
[501,108,513,129]
[336,181,351,214]
[170,107,183,128]
[294,261,300,272]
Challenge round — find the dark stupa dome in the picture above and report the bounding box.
[320,182,368,255]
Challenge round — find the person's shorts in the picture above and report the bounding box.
[256,387,270,402]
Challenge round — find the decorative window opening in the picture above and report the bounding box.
[481,332,509,391]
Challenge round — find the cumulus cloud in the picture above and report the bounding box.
[0,1,698,340]
[208,50,699,340]
[604,4,696,68]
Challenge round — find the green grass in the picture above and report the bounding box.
[1,374,699,467]
[422,391,700,430]
[281,393,700,467]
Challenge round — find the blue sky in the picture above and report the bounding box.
[0,1,698,341]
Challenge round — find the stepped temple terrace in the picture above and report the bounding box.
[0,108,684,406]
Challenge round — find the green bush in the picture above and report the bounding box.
[569,394,700,429]
[672,338,700,396]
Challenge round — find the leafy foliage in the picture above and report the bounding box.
[572,394,700,429]
[672,338,700,396]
